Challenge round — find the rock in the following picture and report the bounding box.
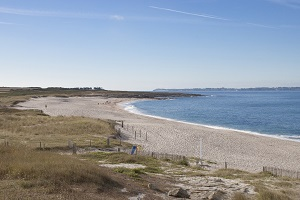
[208,190,226,200]
[215,179,224,183]
[148,183,156,190]
[168,188,190,198]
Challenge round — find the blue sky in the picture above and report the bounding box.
[1,0,300,91]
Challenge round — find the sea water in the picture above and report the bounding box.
[125,90,300,141]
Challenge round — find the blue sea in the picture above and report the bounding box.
[125,90,300,142]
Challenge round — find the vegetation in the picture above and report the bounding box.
[0,108,120,149]
[0,87,299,199]
[0,87,200,107]
[232,192,251,200]
[211,169,300,200]
[0,145,120,199]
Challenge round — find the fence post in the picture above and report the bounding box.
[121,121,124,128]
[72,143,77,154]
[135,131,136,139]
[107,138,110,146]
[146,132,147,141]
[140,130,141,137]
[225,162,228,169]
[68,140,73,148]
[40,142,42,149]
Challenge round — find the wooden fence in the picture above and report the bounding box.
[263,166,300,179]
[122,148,186,161]
[139,150,186,161]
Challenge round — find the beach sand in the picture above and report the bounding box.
[17,96,300,172]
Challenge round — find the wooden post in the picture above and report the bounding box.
[89,140,92,147]
[225,162,228,169]
[72,143,77,154]
[68,140,73,148]
[40,142,42,149]
[140,130,141,137]
[135,131,136,139]
[146,132,147,141]
[107,138,110,146]
[199,138,203,165]
[121,121,124,128]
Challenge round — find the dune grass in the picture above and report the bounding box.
[212,168,300,200]
[0,108,124,150]
[0,145,120,199]
[0,106,134,199]
[83,152,163,179]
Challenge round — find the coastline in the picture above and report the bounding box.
[17,96,300,172]
[122,100,300,143]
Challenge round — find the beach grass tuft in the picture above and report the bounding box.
[0,145,120,193]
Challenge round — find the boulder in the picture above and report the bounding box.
[207,190,226,200]
[148,183,156,190]
[168,188,190,198]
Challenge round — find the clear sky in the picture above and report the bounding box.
[1,0,300,91]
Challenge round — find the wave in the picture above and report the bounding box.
[120,101,300,143]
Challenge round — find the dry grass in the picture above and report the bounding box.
[232,192,251,200]
[0,145,121,199]
[256,188,292,200]
[212,169,300,200]
[0,107,148,199]
[0,108,120,149]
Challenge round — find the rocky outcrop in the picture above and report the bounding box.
[173,177,256,199]
[168,187,190,198]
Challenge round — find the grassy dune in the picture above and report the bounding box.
[0,145,120,199]
[0,108,122,149]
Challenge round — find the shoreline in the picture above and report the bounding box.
[17,96,300,172]
[120,100,300,143]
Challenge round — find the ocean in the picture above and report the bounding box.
[124,90,300,142]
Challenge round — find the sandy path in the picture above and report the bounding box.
[17,97,300,172]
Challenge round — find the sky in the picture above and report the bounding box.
[1,0,300,91]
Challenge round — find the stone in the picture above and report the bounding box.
[168,187,190,198]
[148,183,156,190]
[208,190,226,200]
[215,179,224,183]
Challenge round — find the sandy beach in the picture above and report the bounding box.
[17,96,300,172]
